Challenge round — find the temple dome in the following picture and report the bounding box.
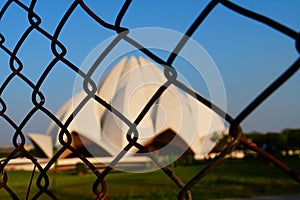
[40,56,224,160]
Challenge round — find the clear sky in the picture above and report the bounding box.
[0,0,299,145]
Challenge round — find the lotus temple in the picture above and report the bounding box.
[6,56,226,171]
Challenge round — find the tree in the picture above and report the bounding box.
[282,128,300,155]
[245,131,265,147]
[264,132,286,156]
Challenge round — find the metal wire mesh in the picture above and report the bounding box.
[0,0,299,199]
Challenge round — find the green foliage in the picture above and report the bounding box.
[243,128,300,157]
[75,162,87,175]
[0,151,11,158]
[282,128,300,150]
[212,134,232,152]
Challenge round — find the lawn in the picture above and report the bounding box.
[0,158,299,199]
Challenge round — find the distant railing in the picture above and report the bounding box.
[0,1,299,199]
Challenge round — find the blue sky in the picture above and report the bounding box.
[0,0,299,145]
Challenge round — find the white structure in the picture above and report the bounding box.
[27,133,53,158]
[30,56,224,161]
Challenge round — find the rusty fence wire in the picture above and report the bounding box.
[0,0,300,199]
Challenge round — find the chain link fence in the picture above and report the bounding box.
[0,0,300,199]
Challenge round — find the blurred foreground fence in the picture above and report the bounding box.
[0,0,300,199]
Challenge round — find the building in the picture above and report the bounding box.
[28,56,224,169]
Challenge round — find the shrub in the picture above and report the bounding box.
[75,162,87,176]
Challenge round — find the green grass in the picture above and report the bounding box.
[0,158,299,199]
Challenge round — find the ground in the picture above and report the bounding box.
[0,158,299,199]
